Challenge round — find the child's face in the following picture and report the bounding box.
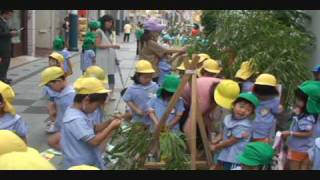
[48,58,60,67]
[46,79,64,92]
[233,101,254,120]
[82,97,101,114]
[293,98,306,115]
[139,73,153,85]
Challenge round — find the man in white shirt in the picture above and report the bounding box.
[123,23,132,43]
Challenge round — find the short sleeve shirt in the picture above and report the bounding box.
[0,113,28,138]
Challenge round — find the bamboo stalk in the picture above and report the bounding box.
[139,55,200,167]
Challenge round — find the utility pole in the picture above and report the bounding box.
[68,10,79,51]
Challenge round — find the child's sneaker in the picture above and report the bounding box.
[46,122,57,134]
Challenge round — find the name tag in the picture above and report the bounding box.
[260,108,270,116]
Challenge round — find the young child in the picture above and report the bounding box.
[80,37,96,74]
[251,73,282,143]
[147,74,185,132]
[235,60,255,93]
[48,52,65,71]
[312,65,320,81]
[161,34,172,49]
[210,92,259,170]
[85,20,100,41]
[39,67,75,151]
[196,53,210,77]
[122,60,159,127]
[236,142,274,170]
[199,59,222,78]
[0,83,28,142]
[53,36,73,76]
[61,77,121,170]
[175,60,191,78]
[281,81,320,170]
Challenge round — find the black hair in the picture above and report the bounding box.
[159,89,174,99]
[74,93,108,103]
[99,15,114,34]
[131,73,141,84]
[252,84,279,96]
[294,88,308,113]
[0,10,13,15]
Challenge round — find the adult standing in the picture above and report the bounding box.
[123,23,132,43]
[135,22,144,56]
[0,10,18,85]
[140,18,186,83]
[95,15,120,100]
[62,16,70,48]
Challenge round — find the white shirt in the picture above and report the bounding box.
[124,24,132,34]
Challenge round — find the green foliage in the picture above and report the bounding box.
[200,10,315,107]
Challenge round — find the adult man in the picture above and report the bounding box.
[0,10,18,84]
[135,22,144,56]
[123,23,132,43]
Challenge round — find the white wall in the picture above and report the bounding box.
[27,10,35,56]
[306,10,320,68]
[35,10,55,48]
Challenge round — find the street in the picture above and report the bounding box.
[8,34,137,169]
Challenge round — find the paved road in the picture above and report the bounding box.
[8,33,138,169]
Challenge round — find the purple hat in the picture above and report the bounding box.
[143,18,166,32]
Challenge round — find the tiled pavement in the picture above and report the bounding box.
[7,33,137,169]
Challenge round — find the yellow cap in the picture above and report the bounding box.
[49,52,64,63]
[0,130,27,155]
[135,60,155,73]
[176,60,192,71]
[201,59,222,74]
[198,53,210,63]
[0,150,56,170]
[235,61,254,80]
[68,165,100,170]
[82,66,108,84]
[74,77,111,94]
[0,81,16,115]
[255,73,277,87]
[214,80,240,110]
[39,67,65,87]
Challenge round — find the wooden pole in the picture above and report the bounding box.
[139,55,200,166]
[190,73,198,170]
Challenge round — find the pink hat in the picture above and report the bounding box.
[143,18,166,32]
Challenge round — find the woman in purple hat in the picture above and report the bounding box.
[140,18,187,83]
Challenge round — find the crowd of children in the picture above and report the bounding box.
[1,17,320,171]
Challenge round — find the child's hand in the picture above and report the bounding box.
[281,131,290,138]
[210,144,219,153]
[110,119,121,130]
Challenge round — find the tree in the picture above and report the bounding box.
[199,10,315,107]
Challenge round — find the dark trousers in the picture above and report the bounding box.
[123,33,130,42]
[136,40,140,55]
[0,57,10,80]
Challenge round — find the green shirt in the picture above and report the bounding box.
[135,28,144,40]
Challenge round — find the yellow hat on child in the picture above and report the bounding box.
[0,82,16,115]
[198,53,210,63]
[201,59,222,74]
[214,80,240,110]
[176,60,192,71]
[0,130,27,155]
[255,73,277,87]
[235,60,255,80]
[74,77,111,94]
[82,66,108,84]
[49,52,64,63]
[39,66,65,87]
[0,150,56,170]
[68,165,100,170]
[135,60,155,73]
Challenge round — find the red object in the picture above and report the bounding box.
[78,10,88,17]
[191,28,200,36]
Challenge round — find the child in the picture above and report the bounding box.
[61,77,121,170]
[39,67,75,151]
[210,92,259,170]
[312,65,320,81]
[308,137,320,170]
[44,52,65,133]
[175,60,191,78]
[147,74,185,132]
[53,36,73,76]
[281,81,320,170]
[199,59,222,78]
[80,37,96,74]
[122,60,159,127]
[236,142,274,170]
[0,83,28,142]
[85,20,100,41]
[161,34,172,49]
[251,73,282,143]
[235,60,255,93]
